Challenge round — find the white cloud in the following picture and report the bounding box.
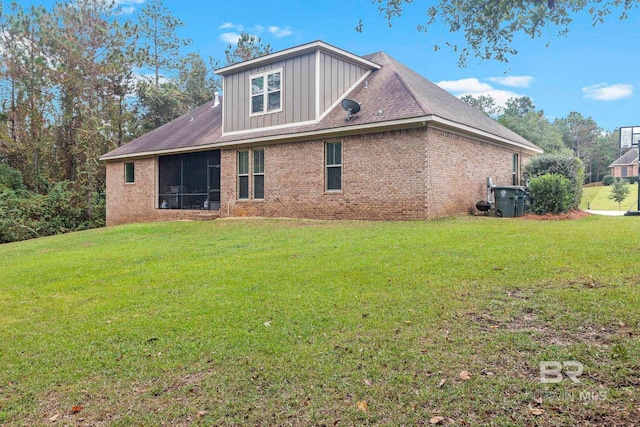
[437,77,523,107]
[219,22,293,42]
[219,32,241,44]
[437,78,493,93]
[268,26,292,38]
[487,75,534,88]
[582,83,634,101]
[219,22,243,31]
[114,0,145,4]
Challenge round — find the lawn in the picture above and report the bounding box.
[580,184,639,211]
[1,217,639,426]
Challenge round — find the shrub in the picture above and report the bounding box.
[601,174,614,186]
[0,163,25,191]
[0,181,104,243]
[524,154,583,209]
[528,173,573,215]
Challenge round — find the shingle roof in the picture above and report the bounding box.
[101,48,541,160]
[101,99,222,159]
[609,147,638,167]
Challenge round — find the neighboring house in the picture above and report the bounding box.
[100,41,542,226]
[609,148,639,179]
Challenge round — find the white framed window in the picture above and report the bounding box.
[250,69,282,116]
[238,151,249,199]
[237,148,266,200]
[253,149,265,199]
[325,141,342,192]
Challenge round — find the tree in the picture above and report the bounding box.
[136,0,191,87]
[553,112,601,182]
[498,97,569,155]
[136,81,187,133]
[179,53,220,110]
[609,177,630,210]
[362,1,639,65]
[589,130,620,182]
[460,94,502,117]
[224,31,272,65]
[0,3,55,191]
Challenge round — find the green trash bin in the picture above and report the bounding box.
[515,187,526,217]
[493,186,525,217]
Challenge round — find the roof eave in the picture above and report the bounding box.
[100,115,541,161]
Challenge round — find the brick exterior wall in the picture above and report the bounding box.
[105,157,213,226]
[106,126,532,225]
[611,164,638,178]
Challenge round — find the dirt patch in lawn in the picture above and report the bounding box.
[519,210,591,221]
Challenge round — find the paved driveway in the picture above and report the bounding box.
[583,210,627,216]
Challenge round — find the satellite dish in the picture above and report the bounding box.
[342,99,361,122]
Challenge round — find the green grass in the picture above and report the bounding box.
[580,184,639,210]
[1,217,639,425]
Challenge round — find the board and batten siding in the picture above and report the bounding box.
[318,52,369,116]
[222,50,371,134]
[223,52,316,133]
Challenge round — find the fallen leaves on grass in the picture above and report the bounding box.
[357,401,368,413]
[71,405,83,414]
[429,415,445,424]
[459,371,471,381]
[528,404,545,416]
[437,378,447,388]
[196,410,207,418]
[48,413,60,422]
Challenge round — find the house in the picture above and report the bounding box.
[100,41,542,226]
[609,148,638,180]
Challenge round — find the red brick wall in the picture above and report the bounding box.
[106,126,533,225]
[220,126,531,220]
[106,158,203,226]
[425,126,531,217]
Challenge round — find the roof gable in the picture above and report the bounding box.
[610,147,638,167]
[101,43,542,160]
[215,40,380,76]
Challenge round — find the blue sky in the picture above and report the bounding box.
[22,0,640,132]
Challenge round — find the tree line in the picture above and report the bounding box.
[461,94,622,184]
[0,0,269,242]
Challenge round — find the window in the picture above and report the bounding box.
[251,69,282,115]
[326,142,342,191]
[621,166,628,177]
[238,151,249,199]
[512,153,520,185]
[124,162,135,183]
[253,149,264,199]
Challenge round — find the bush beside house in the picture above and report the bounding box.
[524,154,584,214]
